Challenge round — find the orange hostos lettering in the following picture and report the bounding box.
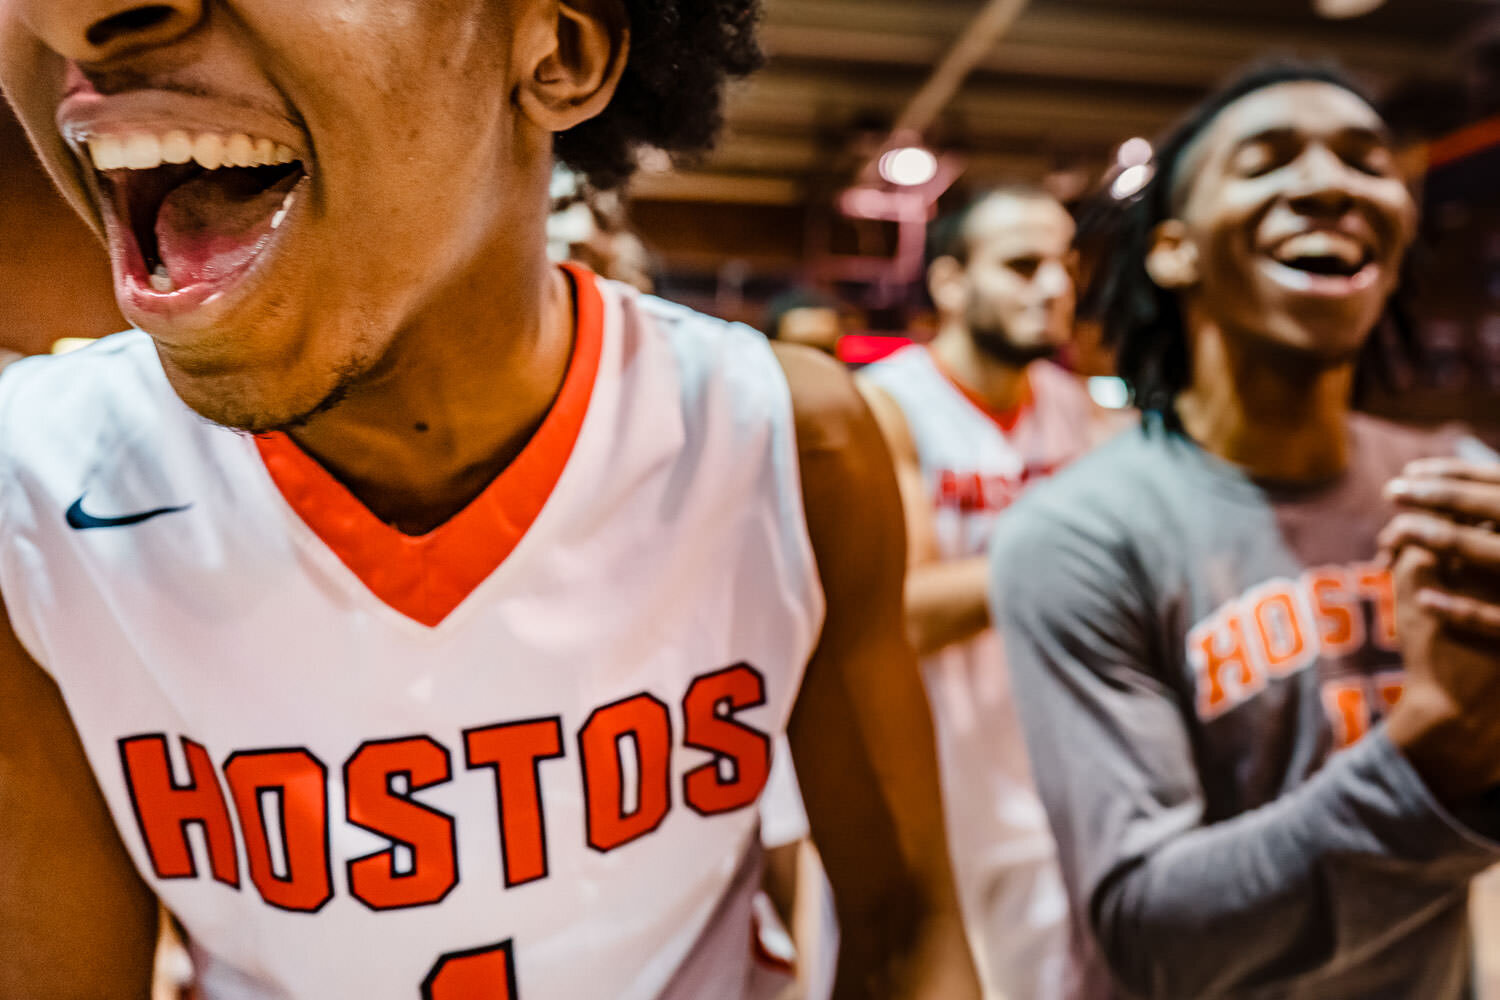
[1321,680,1372,749]
[1251,584,1311,678]
[1306,568,1364,657]
[1191,608,1265,720]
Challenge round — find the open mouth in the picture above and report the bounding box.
[1275,253,1367,279]
[1263,230,1377,293]
[85,131,306,304]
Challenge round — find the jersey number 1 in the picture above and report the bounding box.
[421,940,517,999]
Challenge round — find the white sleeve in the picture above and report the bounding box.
[758,735,809,849]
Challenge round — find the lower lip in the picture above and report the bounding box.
[108,176,308,327]
[1259,257,1379,298]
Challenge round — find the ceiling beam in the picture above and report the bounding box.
[629,171,805,205]
[760,0,1452,82]
[886,0,1033,141]
[725,68,1185,139]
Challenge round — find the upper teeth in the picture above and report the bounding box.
[1274,232,1364,268]
[87,132,296,172]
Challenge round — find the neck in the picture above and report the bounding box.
[288,202,573,535]
[1176,321,1355,485]
[930,323,1031,414]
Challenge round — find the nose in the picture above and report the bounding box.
[1285,144,1357,218]
[1034,260,1073,303]
[17,0,202,65]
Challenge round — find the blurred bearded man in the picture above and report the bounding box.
[859,187,1119,1000]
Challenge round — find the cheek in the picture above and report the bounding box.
[0,32,64,160]
[1204,200,1268,286]
[1375,191,1418,256]
[977,273,1024,311]
[1188,183,1261,275]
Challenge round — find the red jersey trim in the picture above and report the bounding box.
[934,356,1033,434]
[255,262,604,628]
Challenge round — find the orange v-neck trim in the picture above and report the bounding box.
[255,262,604,628]
[934,353,1033,434]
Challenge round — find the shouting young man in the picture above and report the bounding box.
[859,187,1118,1000]
[0,1,980,998]
[990,62,1500,998]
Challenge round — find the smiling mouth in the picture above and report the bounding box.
[1267,231,1373,281]
[83,131,306,303]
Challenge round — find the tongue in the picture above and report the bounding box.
[155,169,300,289]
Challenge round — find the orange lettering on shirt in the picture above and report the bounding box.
[1355,565,1399,652]
[1191,608,1265,720]
[464,717,566,888]
[1375,672,1406,712]
[118,735,240,888]
[1251,584,1311,678]
[682,664,772,816]
[1306,567,1365,657]
[345,737,458,911]
[1321,680,1371,749]
[223,748,333,913]
[422,940,517,1000]
[578,694,673,853]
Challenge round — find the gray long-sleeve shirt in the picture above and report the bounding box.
[989,415,1500,999]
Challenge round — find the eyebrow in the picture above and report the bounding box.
[1230,123,1393,153]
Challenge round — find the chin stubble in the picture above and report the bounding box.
[161,334,379,436]
[970,326,1059,367]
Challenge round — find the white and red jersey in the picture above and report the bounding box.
[863,346,1098,562]
[861,345,1098,1000]
[0,266,825,1000]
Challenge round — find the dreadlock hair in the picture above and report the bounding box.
[554,0,764,191]
[1079,59,1391,418]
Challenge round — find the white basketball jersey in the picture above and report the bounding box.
[861,345,1095,999]
[0,266,825,1000]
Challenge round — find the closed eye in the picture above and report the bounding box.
[1006,256,1042,279]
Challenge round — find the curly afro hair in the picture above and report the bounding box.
[554,0,764,191]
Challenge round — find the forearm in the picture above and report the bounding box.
[1094,728,1500,998]
[833,884,980,1000]
[892,908,982,1000]
[905,557,990,657]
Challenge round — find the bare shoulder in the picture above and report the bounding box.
[851,372,918,466]
[774,343,870,455]
[773,343,906,586]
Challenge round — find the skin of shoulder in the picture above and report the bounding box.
[0,590,158,998]
[773,343,981,1000]
[853,376,938,568]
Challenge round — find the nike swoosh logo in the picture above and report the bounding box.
[66,496,192,530]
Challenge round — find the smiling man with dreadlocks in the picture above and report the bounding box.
[988,61,1500,998]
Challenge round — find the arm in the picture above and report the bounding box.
[989,506,1500,1000]
[854,379,989,657]
[0,589,157,999]
[783,347,981,1000]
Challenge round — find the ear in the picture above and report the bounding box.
[516,0,631,133]
[927,256,967,315]
[1145,219,1200,291]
